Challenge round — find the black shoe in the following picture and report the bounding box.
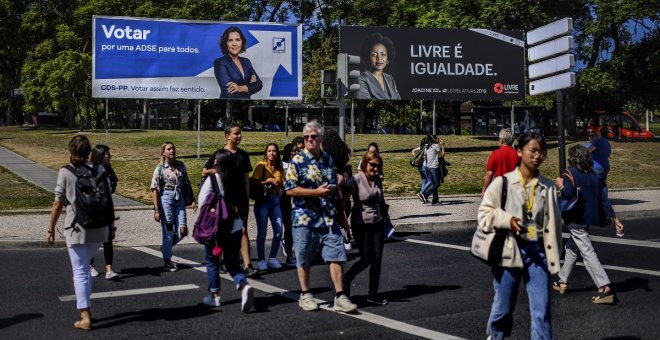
[367,295,388,305]
[430,200,440,205]
[219,261,227,274]
[244,266,258,277]
[416,193,428,204]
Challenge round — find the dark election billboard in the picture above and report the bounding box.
[339,26,525,101]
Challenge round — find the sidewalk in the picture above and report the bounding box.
[1,145,659,248]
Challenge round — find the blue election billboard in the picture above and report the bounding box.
[92,16,302,100]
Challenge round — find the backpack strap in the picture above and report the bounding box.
[500,176,508,209]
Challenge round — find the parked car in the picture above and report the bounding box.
[587,111,654,140]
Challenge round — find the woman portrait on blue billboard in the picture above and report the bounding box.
[214,26,263,99]
[356,32,401,100]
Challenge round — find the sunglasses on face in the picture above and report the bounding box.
[304,134,319,141]
[368,162,381,168]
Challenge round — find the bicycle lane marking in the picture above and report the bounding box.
[396,236,660,277]
[132,246,466,340]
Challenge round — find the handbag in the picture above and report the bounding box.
[470,176,508,266]
[249,165,270,202]
[558,169,585,221]
[183,182,195,206]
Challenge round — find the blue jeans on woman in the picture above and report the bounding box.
[204,229,247,292]
[254,194,283,261]
[594,164,615,217]
[158,190,187,261]
[417,166,427,193]
[487,240,552,340]
[421,166,440,202]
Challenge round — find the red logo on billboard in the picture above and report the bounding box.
[493,83,504,94]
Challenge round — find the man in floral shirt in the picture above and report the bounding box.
[284,121,357,313]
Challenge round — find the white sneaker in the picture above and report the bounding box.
[267,258,282,269]
[299,293,319,311]
[241,285,254,313]
[90,267,99,277]
[334,295,357,313]
[344,242,352,250]
[258,260,268,271]
[105,271,119,280]
[203,294,221,307]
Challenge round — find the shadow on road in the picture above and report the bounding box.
[0,313,44,330]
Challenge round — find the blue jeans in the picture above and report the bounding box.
[421,166,440,201]
[594,164,615,217]
[487,240,552,340]
[417,166,427,193]
[158,190,187,261]
[254,195,283,260]
[204,230,247,291]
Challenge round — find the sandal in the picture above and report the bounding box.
[552,281,567,294]
[592,288,615,304]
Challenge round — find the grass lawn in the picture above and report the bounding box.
[1,126,659,207]
[0,165,53,210]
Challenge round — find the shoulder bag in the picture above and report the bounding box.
[558,169,585,222]
[249,165,270,202]
[470,176,509,266]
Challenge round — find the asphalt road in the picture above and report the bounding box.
[2,217,659,339]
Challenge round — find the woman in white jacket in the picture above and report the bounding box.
[478,132,562,340]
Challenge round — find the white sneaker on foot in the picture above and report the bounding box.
[203,294,221,307]
[90,267,99,277]
[267,258,282,269]
[105,271,119,280]
[299,293,319,311]
[334,295,357,313]
[241,285,254,313]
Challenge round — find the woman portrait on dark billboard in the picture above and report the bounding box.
[214,26,263,99]
[356,32,401,100]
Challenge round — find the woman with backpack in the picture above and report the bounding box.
[46,135,111,330]
[198,149,254,312]
[478,132,562,339]
[150,142,197,272]
[89,144,119,279]
[553,145,616,304]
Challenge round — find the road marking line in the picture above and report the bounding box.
[132,246,465,340]
[561,232,660,249]
[395,237,660,277]
[58,284,199,302]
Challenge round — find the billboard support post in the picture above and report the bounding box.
[338,96,346,141]
[557,90,566,172]
[510,102,515,132]
[285,102,289,144]
[105,99,109,145]
[197,100,201,159]
[432,100,436,135]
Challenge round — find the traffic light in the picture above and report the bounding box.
[320,69,337,99]
[336,53,361,96]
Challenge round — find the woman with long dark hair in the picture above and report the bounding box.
[89,144,119,279]
[553,144,616,303]
[199,149,254,312]
[251,143,285,271]
[478,132,562,339]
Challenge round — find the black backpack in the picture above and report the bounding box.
[64,164,115,229]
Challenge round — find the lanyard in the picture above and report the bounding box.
[518,169,538,216]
